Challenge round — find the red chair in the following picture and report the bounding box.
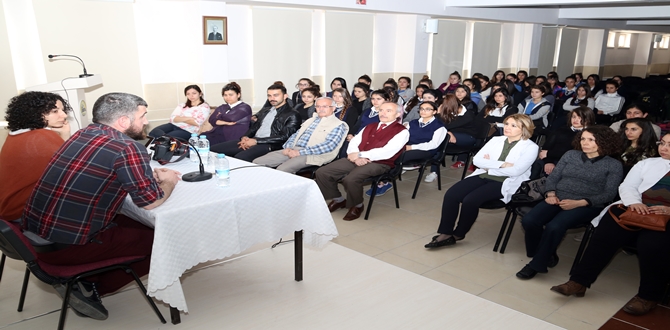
[0,219,166,330]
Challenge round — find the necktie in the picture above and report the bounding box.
[376,123,387,132]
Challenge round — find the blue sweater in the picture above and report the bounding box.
[356,108,380,133]
[408,118,443,154]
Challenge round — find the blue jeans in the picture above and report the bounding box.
[521,201,602,272]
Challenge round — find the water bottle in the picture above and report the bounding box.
[198,135,210,165]
[188,134,199,163]
[215,154,230,187]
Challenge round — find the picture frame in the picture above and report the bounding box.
[203,16,227,45]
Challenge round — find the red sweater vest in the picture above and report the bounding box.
[359,122,406,167]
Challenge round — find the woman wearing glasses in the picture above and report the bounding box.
[551,134,670,316]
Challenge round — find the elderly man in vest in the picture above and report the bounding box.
[253,97,348,172]
[315,101,409,221]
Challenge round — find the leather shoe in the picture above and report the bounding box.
[548,253,559,268]
[516,265,539,280]
[343,205,364,221]
[623,296,657,315]
[327,199,347,213]
[424,236,456,248]
[550,280,586,297]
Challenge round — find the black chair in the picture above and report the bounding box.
[0,219,166,330]
[401,138,449,199]
[446,118,493,180]
[361,152,406,220]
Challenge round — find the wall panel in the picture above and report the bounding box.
[431,20,466,88]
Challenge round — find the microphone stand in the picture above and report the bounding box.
[182,140,213,182]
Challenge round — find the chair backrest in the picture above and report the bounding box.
[472,118,494,148]
[0,220,37,263]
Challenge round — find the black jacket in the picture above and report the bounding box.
[245,102,301,146]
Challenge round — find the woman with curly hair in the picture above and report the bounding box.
[619,118,658,175]
[0,91,71,220]
[516,125,623,280]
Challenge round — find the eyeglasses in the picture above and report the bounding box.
[315,105,335,109]
[657,141,670,147]
[419,108,436,112]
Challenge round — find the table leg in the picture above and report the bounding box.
[170,306,181,325]
[294,230,303,282]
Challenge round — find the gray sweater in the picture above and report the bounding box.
[545,150,623,207]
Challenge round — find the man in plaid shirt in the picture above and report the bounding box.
[23,93,180,320]
[252,97,348,173]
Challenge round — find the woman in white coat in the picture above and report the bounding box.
[425,114,539,248]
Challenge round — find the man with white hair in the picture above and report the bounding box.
[315,101,409,221]
[253,97,348,173]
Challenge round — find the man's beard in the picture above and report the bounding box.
[125,124,147,140]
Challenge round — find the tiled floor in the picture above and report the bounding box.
[599,303,670,330]
[0,162,648,329]
[330,164,642,330]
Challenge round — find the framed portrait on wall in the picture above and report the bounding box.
[203,16,227,45]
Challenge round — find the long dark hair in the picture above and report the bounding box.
[184,85,206,108]
[330,77,348,91]
[454,85,473,107]
[437,94,460,124]
[405,84,430,113]
[332,87,353,120]
[222,82,242,100]
[619,118,659,167]
[569,85,591,107]
[482,88,512,118]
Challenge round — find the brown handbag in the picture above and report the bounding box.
[609,204,670,231]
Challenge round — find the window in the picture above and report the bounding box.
[654,35,670,49]
[618,33,631,48]
[607,31,616,48]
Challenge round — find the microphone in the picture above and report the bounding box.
[181,140,213,182]
[48,54,93,78]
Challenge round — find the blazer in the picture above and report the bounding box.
[467,136,539,203]
[591,157,670,227]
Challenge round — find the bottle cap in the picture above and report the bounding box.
[200,135,206,139]
[217,154,226,158]
[191,133,198,137]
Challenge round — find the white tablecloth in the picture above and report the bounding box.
[120,157,338,312]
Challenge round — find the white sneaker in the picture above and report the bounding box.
[424,172,438,183]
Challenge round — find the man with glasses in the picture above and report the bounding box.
[253,97,348,173]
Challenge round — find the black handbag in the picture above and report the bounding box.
[511,177,546,203]
[150,136,189,165]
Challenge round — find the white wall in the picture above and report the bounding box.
[471,22,501,75]
[538,27,558,77]
[431,20,466,86]
[556,27,580,79]
[325,11,373,89]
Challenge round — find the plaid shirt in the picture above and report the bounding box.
[283,117,347,156]
[23,123,163,245]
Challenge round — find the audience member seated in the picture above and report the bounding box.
[438,71,461,95]
[539,107,595,176]
[454,85,477,115]
[562,84,594,113]
[367,101,447,196]
[619,118,659,175]
[506,73,522,92]
[200,82,252,145]
[419,75,434,89]
[478,88,515,128]
[586,74,603,98]
[315,102,409,221]
[351,82,370,119]
[574,73,585,86]
[479,75,492,101]
[0,92,71,221]
[22,93,180,319]
[292,78,316,105]
[594,80,625,124]
[210,84,300,162]
[404,89,439,124]
[425,114,538,248]
[433,94,478,176]
[341,89,391,159]
[516,70,528,90]
[610,104,662,139]
[332,87,359,133]
[358,74,372,88]
[550,136,670,316]
[462,78,483,110]
[403,83,428,121]
[294,86,321,123]
[148,85,210,141]
[556,75,578,102]
[397,76,415,104]
[516,126,623,280]
[547,73,563,96]
[253,97,348,173]
[491,70,505,85]
[326,77,347,97]
[517,85,551,129]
